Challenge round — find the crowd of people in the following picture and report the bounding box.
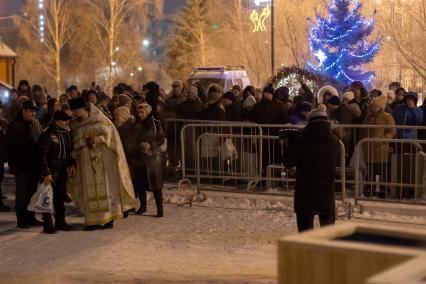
[0,77,424,233]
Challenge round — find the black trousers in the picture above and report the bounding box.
[296,210,335,232]
[42,171,67,222]
[131,165,163,213]
[15,172,38,225]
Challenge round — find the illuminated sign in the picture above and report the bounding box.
[250,6,271,32]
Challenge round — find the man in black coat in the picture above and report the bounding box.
[37,111,73,234]
[176,86,202,120]
[250,86,288,125]
[251,86,288,176]
[5,100,43,228]
[283,106,340,232]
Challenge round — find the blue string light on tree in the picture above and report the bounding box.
[308,0,380,88]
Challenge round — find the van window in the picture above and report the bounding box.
[226,79,233,91]
[187,78,225,92]
[234,79,243,88]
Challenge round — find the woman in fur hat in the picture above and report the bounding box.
[119,103,166,217]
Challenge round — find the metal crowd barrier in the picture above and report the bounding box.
[188,130,346,201]
[354,138,426,205]
[176,122,263,190]
[164,118,426,204]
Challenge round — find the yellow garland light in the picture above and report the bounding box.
[250,5,271,32]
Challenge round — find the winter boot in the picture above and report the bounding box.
[83,225,102,231]
[0,203,11,212]
[55,219,73,231]
[43,219,57,234]
[0,192,10,212]
[136,191,147,215]
[153,189,163,218]
[102,221,114,229]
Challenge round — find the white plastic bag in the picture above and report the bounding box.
[220,138,239,161]
[27,182,54,214]
[350,144,367,170]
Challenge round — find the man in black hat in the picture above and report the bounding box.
[5,100,43,228]
[37,111,73,234]
[250,86,288,124]
[250,86,288,178]
[283,106,340,232]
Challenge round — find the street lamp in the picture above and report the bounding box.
[271,0,275,75]
[142,39,150,48]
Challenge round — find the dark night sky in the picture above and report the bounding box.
[0,0,184,15]
[0,0,185,47]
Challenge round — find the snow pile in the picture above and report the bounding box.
[353,211,426,225]
[165,193,294,212]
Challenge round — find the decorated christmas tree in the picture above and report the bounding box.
[308,0,380,87]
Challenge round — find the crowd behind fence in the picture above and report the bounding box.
[164,118,426,205]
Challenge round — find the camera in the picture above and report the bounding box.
[278,128,301,145]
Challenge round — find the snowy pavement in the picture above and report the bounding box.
[0,190,297,284]
[1,183,425,283]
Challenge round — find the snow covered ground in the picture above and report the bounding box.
[0,184,424,283]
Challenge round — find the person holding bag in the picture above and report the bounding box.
[5,100,43,229]
[119,103,166,217]
[37,111,73,234]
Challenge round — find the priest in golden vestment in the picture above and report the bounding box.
[67,97,137,230]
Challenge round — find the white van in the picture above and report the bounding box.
[187,66,251,92]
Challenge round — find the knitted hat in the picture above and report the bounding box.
[342,91,355,102]
[52,110,71,121]
[172,80,183,88]
[68,97,86,110]
[262,86,275,95]
[327,95,341,106]
[118,94,132,107]
[189,86,198,96]
[347,103,361,117]
[307,104,328,122]
[137,103,152,116]
[146,81,160,93]
[297,102,312,112]
[22,100,37,110]
[223,91,236,102]
[371,94,388,110]
[243,95,256,109]
[275,86,289,98]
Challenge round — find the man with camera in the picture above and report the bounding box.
[283,105,340,232]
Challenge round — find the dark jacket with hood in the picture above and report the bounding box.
[392,92,423,139]
[283,119,340,214]
[5,115,42,174]
[37,124,72,179]
[119,115,166,191]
